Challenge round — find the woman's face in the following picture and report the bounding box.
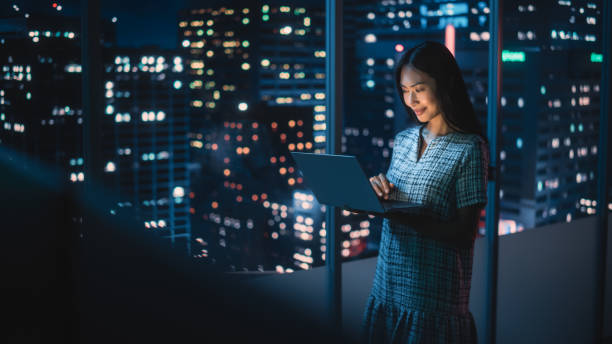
[399,65,444,123]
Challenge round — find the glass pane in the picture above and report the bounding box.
[181,2,328,272]
[97,2,193,252]
[498,1,604,233]
[342,0,491,258]
[1,2,84,184]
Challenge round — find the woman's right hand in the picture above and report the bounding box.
[369,173,395,200]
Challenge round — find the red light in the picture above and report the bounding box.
[394,44,404,53]
[445,24,456,57]
[52,3,58,8]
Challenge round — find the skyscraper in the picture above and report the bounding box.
[101,48,193,252]
[496,0,604,229]
[1,7,192,253]
[182,4,333,271]
[0,10,114,185]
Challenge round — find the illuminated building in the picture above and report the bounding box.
[189,104,314,271]
[1,8,191,252]
[257,4,327,151]
[496,1,604,229]
[177,6,258,119]
[101,48,192,252]
[0,11,113,185]
[181,4,331,270]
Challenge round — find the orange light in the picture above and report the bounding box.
[279,167,287,175]
[288,178,295,185]
[288,143,295,150]
[395,44,404,52]
[236,147,243,154]
[211,143,218,150]
[243,147,250,154]
[211,201,219,209]
[297,143,304,150]
[288,120,296,127]
[223,169,230,176]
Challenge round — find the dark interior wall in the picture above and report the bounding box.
[493,216,610,343]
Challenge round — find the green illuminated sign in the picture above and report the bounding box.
[591,52,603,63]
[502,50,525,62]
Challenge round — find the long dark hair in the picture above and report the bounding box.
[395,41,486,143]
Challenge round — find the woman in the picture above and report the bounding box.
[360,41,489,343]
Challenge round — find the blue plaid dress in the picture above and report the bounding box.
[361,125,488,344]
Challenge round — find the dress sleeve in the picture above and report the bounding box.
[455,139,488,208]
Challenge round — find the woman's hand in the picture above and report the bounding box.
[369,173,395,200]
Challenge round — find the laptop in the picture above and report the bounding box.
[291,152,421,214]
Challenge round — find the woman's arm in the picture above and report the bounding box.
[383,205,483,248]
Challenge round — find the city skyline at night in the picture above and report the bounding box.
[1,0,610,274]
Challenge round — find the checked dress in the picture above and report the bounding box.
[361,125,488,344]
